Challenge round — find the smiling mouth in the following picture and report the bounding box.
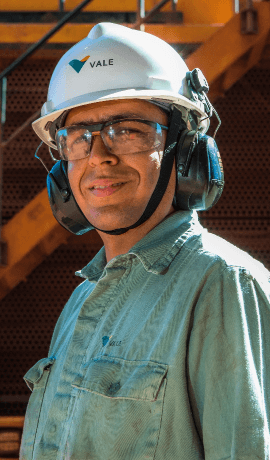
[90,182,125,190]
[90,182,126,197]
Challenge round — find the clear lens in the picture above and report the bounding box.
[55,120,164,161]
[56,126,92,161]
[102,120,161,154]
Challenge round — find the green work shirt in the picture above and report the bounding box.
[20,210,270,460]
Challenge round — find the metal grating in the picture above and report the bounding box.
[0,243,102,415]
[2,60,56,224]
[0,60,269,416]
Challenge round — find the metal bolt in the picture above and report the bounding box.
[178,164,185,173]
[61,189,69,199]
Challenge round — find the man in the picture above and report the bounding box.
[20,23,270,460]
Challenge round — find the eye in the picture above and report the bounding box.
[116,127,145,137]
[74,133,91,144]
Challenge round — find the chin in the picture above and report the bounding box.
[83,206,143,232]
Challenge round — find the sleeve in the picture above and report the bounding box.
[187,264,270,460]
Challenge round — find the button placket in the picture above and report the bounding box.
[48,260,132,459]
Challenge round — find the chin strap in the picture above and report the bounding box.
[92,105,184,235]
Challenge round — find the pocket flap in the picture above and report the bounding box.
[72,355,168,401]
[23,357,55,391]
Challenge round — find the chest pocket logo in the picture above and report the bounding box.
[65,355,168,459]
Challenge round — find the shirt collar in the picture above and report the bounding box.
[76,210,202,282]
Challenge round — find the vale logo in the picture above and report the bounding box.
[69,55,90,73]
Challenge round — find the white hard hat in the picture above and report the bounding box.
[32,22,210,148]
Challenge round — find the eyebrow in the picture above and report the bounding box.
[71,112,145,126]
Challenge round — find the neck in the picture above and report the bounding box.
[97,205,175,263]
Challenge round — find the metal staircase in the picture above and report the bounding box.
[186,1,270,100]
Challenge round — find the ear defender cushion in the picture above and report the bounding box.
[174,131,224,211]
[47,160,95,235]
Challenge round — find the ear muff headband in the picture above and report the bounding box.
[47,105,184,235]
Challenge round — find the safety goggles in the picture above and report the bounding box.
[54,118,168,161]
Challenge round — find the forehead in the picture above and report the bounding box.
[65,99,168,125]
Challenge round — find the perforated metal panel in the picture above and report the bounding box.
[202,69,270,219]
[199,67,270,269]
[0,59,269,416]
[3,60,56,223]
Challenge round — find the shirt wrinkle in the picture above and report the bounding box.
[20,210,270,460]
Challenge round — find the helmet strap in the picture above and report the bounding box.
[93,105,185,235]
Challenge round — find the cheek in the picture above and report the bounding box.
[136,150,163,194]
[67,161,84,194]
[67,162,76,190]
[67,161,75,175]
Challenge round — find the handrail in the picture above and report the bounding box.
[59,0,65,12]
[132,0,176,29]
[2,109,41,149]
[234,0,240,14]
[0,0,94,81]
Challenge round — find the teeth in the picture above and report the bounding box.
[92,182,123,189]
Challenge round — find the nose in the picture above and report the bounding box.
[86,133,119,167]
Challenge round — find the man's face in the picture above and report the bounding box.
[66,99,175,231]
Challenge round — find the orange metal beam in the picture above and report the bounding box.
[0,23,222,44]
[186,2,270,95]
[0,189,69,300]
[0,0,154,12]
[178,0,233,24]
[0,0,233,24]
[0,188,102,301]
[221,29,269,95]
[0,416,24,429]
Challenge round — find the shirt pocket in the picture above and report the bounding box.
[20,357,55,460]
[63,355,168,460]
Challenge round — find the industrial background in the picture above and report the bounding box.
[0,0,269,457]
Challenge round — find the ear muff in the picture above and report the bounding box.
[47,160,94,235]
[173,130,224,211]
